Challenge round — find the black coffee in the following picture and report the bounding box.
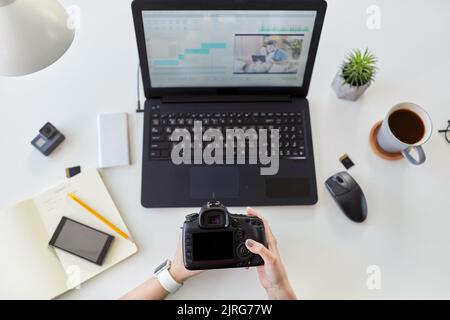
[388,109,425,144]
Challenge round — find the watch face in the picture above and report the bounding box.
[154,259,170,274]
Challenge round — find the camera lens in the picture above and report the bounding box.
[39,122,56,139]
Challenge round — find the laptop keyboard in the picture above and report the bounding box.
[149,111,307,161]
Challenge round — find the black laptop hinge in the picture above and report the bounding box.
[162,94,292,103]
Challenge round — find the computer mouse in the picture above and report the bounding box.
[325,171,367,223]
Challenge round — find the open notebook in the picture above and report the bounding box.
[0,168,138,299]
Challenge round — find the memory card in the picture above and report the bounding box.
[339,154,354,170]
[66,166,81,178]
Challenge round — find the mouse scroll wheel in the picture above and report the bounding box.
[335,176,345,184]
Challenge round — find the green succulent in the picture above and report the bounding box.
[341,49,377,87]
[288,39,302,53]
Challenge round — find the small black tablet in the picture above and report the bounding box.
[49,217,114,266]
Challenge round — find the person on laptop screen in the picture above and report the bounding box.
[263,40,289,63]
[121,208,297,300]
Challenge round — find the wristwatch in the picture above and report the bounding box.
[154,259,183,294]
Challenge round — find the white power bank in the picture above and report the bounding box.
[97,112,130,168]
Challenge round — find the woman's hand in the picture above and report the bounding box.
[120,235,202,300]
[169,235,203,283]
[245,207,297,300]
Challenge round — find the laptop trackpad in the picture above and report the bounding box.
[190,167,239,199]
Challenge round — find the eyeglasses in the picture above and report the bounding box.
[439,121,450,144]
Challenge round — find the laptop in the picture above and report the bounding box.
[132,0,327,208]
[251,55,266,63]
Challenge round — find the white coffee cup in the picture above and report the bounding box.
[377,102,432,165]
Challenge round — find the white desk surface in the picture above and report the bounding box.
[1,0,450,299]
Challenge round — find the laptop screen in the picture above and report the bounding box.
[142,10,317,88]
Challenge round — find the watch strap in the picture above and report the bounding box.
[156,268,183,294]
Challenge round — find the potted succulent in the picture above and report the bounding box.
[332,48,377,101]
[288,39,303,60]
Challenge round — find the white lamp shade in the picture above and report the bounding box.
[0,0,75,76]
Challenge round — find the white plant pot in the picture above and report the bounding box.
[331,73,371,101]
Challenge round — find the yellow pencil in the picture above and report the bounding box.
[68,193,130,240]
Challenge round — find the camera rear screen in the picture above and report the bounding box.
[192,231,234,261]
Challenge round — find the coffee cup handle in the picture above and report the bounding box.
[401,146,426,165]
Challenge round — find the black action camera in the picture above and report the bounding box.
[182,201,267,270]
[31,122,65,156]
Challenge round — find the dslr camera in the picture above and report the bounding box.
[183,201,267,270]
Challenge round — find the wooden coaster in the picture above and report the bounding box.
[369,121,403,161]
